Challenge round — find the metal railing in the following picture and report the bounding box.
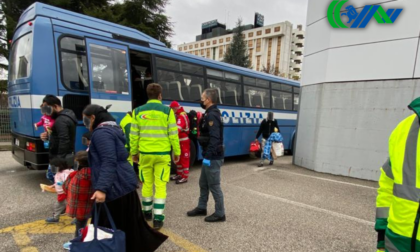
[0,109,11,143]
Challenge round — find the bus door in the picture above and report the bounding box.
[85,38,132,123]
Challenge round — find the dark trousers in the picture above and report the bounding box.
[197,159,225,217]
[74,219,88,238]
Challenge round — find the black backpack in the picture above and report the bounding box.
[188,110,198,138]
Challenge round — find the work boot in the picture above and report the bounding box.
[144,212,153,221]
[170,174,181,181]
[153,220,164,230]
[176,178,188,184]
[187,208,207,217]
[269,161,274,165]
[204,213,226,223]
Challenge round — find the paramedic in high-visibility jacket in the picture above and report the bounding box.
[120,111,140,187]
[130,83,180,230]
[169,101,190,184]
[375,97,420,252]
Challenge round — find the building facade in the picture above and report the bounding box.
[178,21,305,80]
[290,25,305,80]
[295,0,417,181]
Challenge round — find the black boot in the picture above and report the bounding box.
[187,208,207,217]
[144,212,152,221]
[153,220,163,230]
[269,161,273,165]
[204,213,226,222]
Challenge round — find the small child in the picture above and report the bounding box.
[62,151,93,250]
[34,104,55,133]
[82,132,92,151]
[45,158,73,224]
[259,127,283,167]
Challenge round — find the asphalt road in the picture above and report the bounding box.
[0,150,378,252]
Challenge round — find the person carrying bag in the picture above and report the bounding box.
[70,203,125,252]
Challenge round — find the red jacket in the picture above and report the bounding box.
[63,167,94,220]
[175,107,190,141]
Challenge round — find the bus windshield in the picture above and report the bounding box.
[9,33,33,81]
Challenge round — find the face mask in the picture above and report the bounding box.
[41,106,53,116]
[200,101,206,110]
[83,117,91,129]
[82,137,89,146]
[73,161,79,171]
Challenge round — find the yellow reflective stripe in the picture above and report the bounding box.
[131,124,139,129]
[382,158,393,180]
[130,131,139,136]
[376,207,389,219]
[403,118,419,187]
[393,183,420,202]
[169,131,178,136]
[140,133,168,138]
[385,236,400,252]
[168,123,177,129]
[142,126,167,131]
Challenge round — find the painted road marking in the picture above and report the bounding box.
[1,216,208,252]
[230,183,375,226]
[271,169,378,190]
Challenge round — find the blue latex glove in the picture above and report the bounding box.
[203,159,211,167]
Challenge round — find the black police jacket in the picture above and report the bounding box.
[49,109,77,160]
[198,105,224,160]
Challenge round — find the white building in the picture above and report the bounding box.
[295,0,418,181]
[179,21,305,79]
[290,25,305,80]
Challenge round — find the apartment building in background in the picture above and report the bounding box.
[178,14,305,80]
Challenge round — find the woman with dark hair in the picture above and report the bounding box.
[82,104,167,252]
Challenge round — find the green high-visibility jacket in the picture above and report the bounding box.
[120,112,132,154]
[130,100,180,156]
[376,97,420,251]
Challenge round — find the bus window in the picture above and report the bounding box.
[244,77,256,86]
[89,44,128,95]
[271,82,292,92]
[208,79,242,106]
[59,37,88,91]
[272,90,293,110]
[180,62,203,75]
[293,87,300,111]
[157,69,204,102]
[256,79,269,88]
[244,86,270,108]
[9,33,33,81]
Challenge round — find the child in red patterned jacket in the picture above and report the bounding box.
[62,151,93,250]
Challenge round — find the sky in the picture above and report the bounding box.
[164,0,308,49]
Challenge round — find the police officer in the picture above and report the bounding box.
[187,88,225,222]
[375,97,420,251]
[130,83,180,230]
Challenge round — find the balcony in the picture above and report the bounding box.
[291,62,302,71]
[295,30,305,39]
[294,46,303,55]
[294,38,304,47]
[293,54,303,63]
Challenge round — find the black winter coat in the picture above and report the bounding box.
[49,109,77,159]
[88,125,137,202]
[256,119,279,139]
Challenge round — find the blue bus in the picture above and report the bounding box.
[8,3,300,170]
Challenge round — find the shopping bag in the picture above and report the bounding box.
[70,203,126,252]
[271,142,284,159]
[249,141,261,159]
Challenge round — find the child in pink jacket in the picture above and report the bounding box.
[34,105,55,132]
